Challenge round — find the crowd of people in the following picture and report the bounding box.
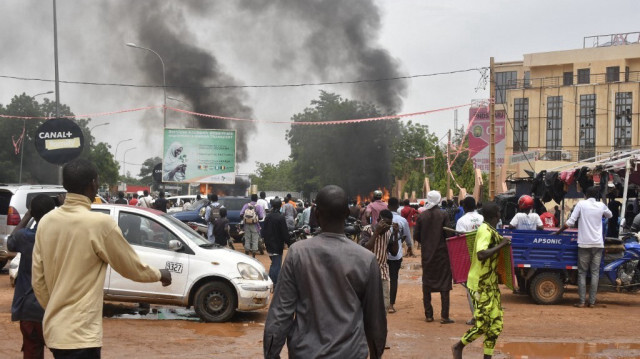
[7,163,616,358]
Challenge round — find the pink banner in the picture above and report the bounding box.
[468,106,505,172]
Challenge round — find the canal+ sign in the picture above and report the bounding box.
[34,118,84,165]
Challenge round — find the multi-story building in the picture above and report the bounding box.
[496,32,640,178]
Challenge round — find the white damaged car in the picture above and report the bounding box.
[92,204,272,322]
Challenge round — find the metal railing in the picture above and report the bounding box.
[503,71,640,90]
[584,32,640,48]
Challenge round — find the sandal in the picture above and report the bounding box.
[440,318,455,324]
[426,317,434,322]
[388,307,397,314]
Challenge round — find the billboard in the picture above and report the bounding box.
[163,128,236,184]
[468,105,505,172]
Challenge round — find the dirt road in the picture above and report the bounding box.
[1,249,639,358]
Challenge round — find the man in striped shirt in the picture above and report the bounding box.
[362,210,399,311]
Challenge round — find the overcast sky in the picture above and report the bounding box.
[1,0,639,179]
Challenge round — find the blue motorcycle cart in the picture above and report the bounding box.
[500,228,640,304]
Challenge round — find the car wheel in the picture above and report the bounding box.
[194,281,237,322]
[530,272,564,305]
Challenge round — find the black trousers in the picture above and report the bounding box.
[51,347,101,359]
[422,285,450,319]
[387,258,402,305]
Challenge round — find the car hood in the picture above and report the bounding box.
[195,245,268,275]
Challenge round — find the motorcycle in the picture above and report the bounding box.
[344,216,362,243]
[289,225,311,242]
[604,234,640,292]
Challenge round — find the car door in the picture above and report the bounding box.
[107,209,190,300]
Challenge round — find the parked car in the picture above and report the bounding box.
[92,204,272,322]
[167,195,199,213]
[172,196,250,241]
[0,185,66,268]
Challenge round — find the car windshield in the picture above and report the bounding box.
[162,213,209,246]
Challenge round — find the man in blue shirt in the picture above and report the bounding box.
[387,197,413,313]
[8,194,57,359]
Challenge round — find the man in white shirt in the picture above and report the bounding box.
[555,186,612,308]
[508,195,543,230]
[257,191,270,215]
[456,197,484,233]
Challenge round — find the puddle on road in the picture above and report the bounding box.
[103,304,200,321]
[497,342,640,358]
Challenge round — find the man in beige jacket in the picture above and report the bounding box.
[33,159,171,358]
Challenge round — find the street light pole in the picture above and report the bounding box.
[122,147,137,178]
[114,138,133,165]
[89,122,110,132]
[126,42,166,128]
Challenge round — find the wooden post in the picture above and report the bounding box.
[446,129,451,199]
[489,57,496,200]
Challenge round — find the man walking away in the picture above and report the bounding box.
[555,186,612,307]
[257,191,270,214]
[387,197,413,314]
[241,194,265,257]
[281,197,297,230]
[455,196,484,325]
[213,208,231,248]
[153,191,169,213]
[205,194,224,243]
[137,190,152,208]
[129,193,139,206]
[508,195,543,230]
[114,191,128,205]
[8,194,56,359]
[361,210,400,312]
[365,190,388,226]
[414,190,454,324]
[264,185,387,359]
[32,159,171,359]
[261,198,294,287]
[452,202,511,359]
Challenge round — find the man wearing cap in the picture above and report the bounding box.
[365,190,388,226]
[414,190,455,324]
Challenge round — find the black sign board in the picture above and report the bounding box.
[34,118,84,165]
[153,163,163,182]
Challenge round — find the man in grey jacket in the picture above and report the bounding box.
[264,185,387,359]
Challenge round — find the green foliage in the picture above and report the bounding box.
[390,121,440,196]
[138,156,162,187]
[250,160,296,191]
[286,91,400,196]
[0,93,119,185]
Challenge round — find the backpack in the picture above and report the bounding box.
[244,204,257,224]
[209,205,221,224]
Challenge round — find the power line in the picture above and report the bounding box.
[0,67,488,90]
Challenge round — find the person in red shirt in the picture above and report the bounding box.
[400,199,418,247]
[129,193,139,206]
[539,210,558,228]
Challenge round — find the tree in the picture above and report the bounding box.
[138,156,162,188]
[0,93,119,185]
[390,121,439,197]
[250,160,296,191]
[286,91,400,196]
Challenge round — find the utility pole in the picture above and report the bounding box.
[446,129,451,200]
[489,57,496,199]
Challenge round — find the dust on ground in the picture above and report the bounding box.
[0,244,638,358]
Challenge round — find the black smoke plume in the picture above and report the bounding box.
[122,2,255,162]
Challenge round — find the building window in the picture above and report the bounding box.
[563,72,573,86]
[524,71,531,88]
[614,92,633,150]
[577,68,590,84]
[513,98,529,152]
[579,94,596,161]
[546,96,563,160]
[495,71,517,104]
[606,66,620,83]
